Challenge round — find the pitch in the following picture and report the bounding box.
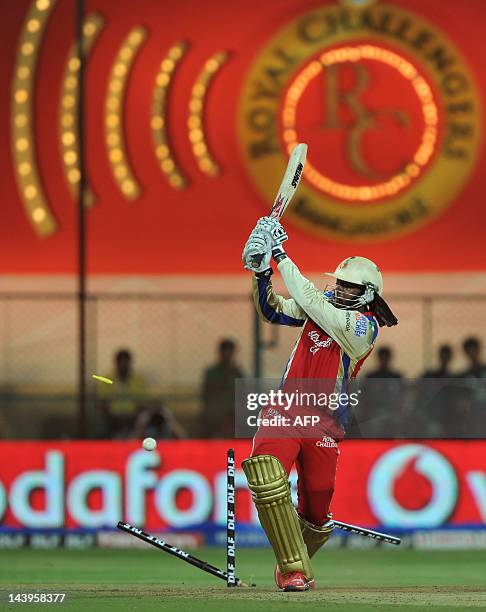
[2,548,486,610]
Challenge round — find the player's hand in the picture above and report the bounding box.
[242,228,272,272]
[256,217,288,246]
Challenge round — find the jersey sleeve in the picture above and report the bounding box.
[252,268,306,326]
[277,257,377,358]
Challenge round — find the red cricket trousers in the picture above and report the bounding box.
[251,433,339,527]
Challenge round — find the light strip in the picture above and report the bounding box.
[105,26,147,199]
[60,13,104,207]
[11,0,58,236]
[188,51,229,177]
[152,41,188,189]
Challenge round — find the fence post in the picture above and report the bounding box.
[76,0,87,438]
[423,297,433,371]
[253,307,261,378]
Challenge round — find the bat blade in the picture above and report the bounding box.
[269,143,307,219]
[247,143,307,269]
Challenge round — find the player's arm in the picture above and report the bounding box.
[252,268,306,326]
[243,219,305,326]
[277,257,377,358]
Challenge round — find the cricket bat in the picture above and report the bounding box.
[268,142,307,219]
[249,142,307,269]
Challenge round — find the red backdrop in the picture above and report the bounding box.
[1,0,485,274]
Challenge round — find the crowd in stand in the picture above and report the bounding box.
[96,340,242,440]
[352,337,486,438]
[96,336,486,440]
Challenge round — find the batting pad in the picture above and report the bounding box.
[298,514,335,558]
[242,455,313,579]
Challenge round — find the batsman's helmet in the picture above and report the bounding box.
[326,256,397,327]
[326,256,383,295]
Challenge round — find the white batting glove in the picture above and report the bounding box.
[256,217,288,247]
[242,228,272,272]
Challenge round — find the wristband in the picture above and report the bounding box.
[272,246,288,264]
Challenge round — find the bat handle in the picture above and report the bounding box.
[249,253,264,268]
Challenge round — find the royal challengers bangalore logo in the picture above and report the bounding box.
[238,1,481,241]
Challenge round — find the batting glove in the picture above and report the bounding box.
[242,229,272,273]
[256,217,288,247]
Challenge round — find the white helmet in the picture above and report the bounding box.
[327,256,383,295]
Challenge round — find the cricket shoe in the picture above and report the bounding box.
[274,565,315,592]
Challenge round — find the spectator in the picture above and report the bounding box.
[356,347,404,437]
[416,340,486,438]
[416,345,456,436]
[366,346,403,379]
[455,337,486,436]
[422,344,454,378]
[415,338,486,439]
[133,404,187,440]
[201,339,244,438]
[437,385,476,438]
[97,349,149,438]
[458,337,486,378]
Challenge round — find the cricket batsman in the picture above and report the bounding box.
[241,217,398,592]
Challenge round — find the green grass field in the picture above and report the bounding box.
[2,548,486,611]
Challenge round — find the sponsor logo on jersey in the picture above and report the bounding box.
[263,407,281,419]
[316,435,338,448]
[308,330,333,354]
[354,314,368,337]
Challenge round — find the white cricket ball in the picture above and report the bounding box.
[142,437,157,451]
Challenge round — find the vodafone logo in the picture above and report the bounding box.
[368,444,458,528]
